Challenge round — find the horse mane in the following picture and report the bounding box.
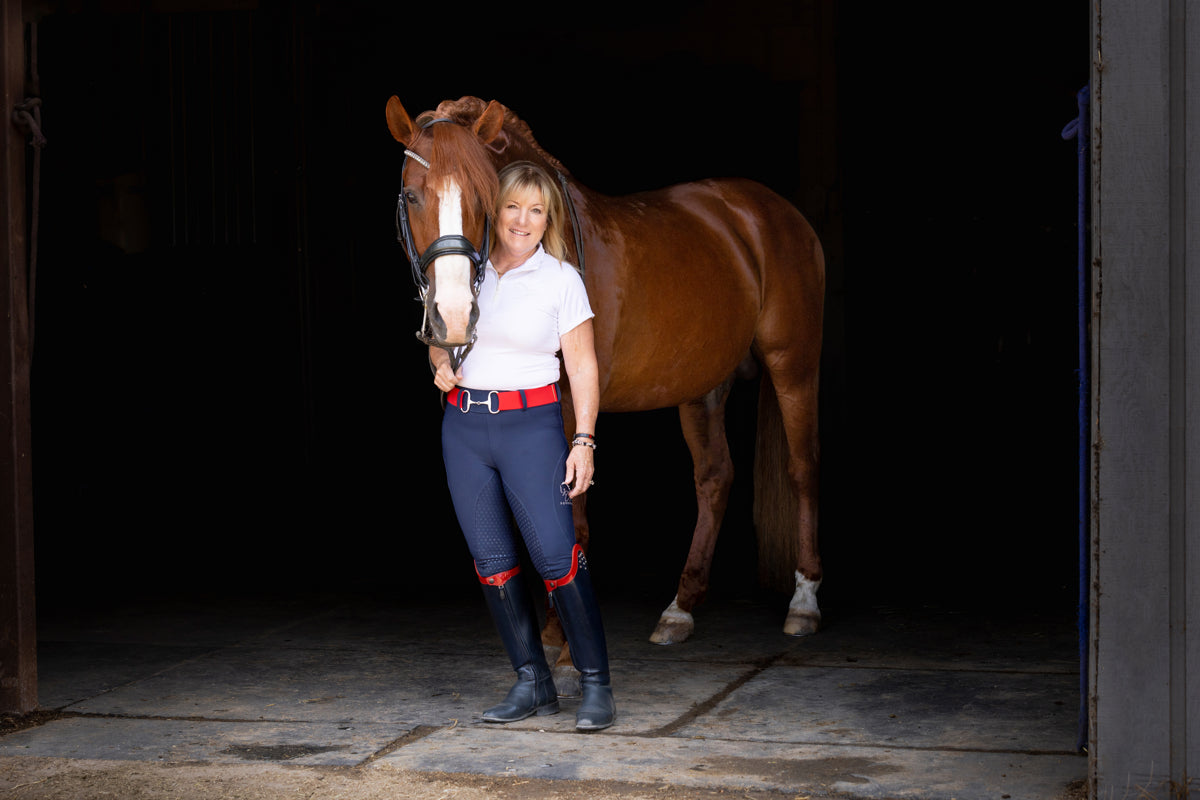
[429,96,572,178]
[418,117,499,234]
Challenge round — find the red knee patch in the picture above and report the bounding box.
[477,564,521,586]
[543,544,583,591]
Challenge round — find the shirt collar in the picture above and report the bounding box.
[488,244,545,276]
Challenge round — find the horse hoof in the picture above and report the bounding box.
[783,609,820,636]
[783,571,821,636]
[553,664,581,698]
[649,598,694,645]
[650,618,693,644]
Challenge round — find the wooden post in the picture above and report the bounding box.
[1091,0,1198,795]
[0,0,37,715]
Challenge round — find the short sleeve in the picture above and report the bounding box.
[557,263,594,337]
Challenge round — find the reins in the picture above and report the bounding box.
[556,169,585,277]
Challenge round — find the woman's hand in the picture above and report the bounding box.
[430,347,461,393]
[563,439,594,498]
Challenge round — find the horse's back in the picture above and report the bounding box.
[583,177,823,411]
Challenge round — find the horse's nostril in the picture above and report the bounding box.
[430,314,447,340]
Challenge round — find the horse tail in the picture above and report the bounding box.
[753,370,800,594]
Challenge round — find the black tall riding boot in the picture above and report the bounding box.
[545,546,616,731]
[478,566,560,723]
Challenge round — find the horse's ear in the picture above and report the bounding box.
[386,95,417,145]
[473,99,505,145]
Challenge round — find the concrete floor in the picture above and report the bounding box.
[1,588,1087,799]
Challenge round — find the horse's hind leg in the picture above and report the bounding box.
[650,374,737,645]
[759,352,822,636]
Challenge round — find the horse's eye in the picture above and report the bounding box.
[405,190,420,206]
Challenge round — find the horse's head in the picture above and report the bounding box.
[387,96,504,362]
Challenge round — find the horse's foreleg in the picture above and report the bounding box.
[650,376,736,645]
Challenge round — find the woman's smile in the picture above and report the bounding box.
[494,187,548,268]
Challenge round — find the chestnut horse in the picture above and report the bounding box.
[386,96,824,663]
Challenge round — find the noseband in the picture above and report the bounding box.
[395,118,492,371]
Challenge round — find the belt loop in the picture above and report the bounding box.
[519,389,528,410]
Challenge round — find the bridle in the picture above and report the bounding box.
[395,117,492,372]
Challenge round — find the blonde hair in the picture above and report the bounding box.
[493,161,568,262]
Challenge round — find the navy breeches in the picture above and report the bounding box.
[441,393,576,580]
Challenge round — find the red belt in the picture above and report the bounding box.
[447,383,559,414]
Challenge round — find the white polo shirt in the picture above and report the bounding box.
[459,245,594,391]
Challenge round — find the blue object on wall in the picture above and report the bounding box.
[1060,82,1090,755]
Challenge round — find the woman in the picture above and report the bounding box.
[430,161,615,732]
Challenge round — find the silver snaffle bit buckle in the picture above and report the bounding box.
[458,389,501,414]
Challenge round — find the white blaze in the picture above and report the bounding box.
[433,177,474,344]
